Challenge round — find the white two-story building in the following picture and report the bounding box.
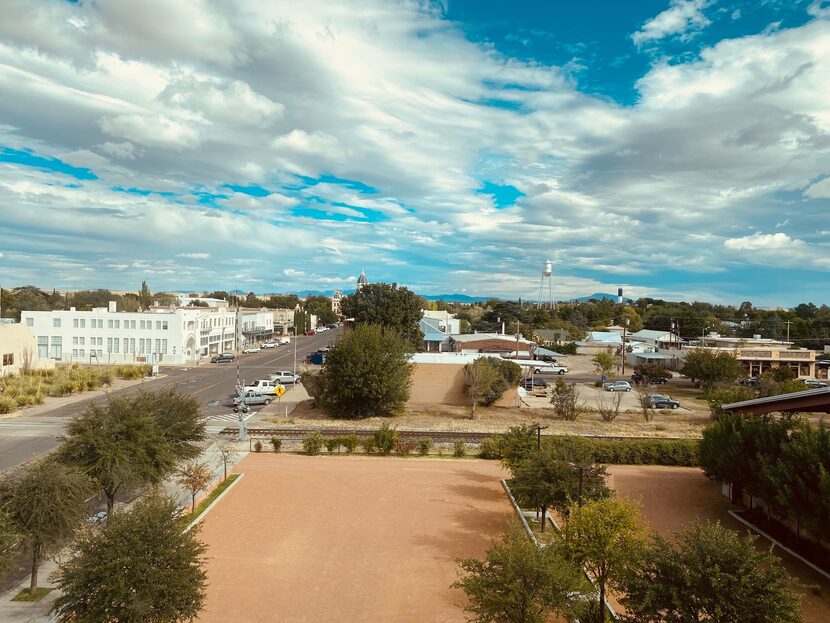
[21,302,236,365]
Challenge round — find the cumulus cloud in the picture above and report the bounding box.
[632,0,711,45]
[177,252,211,260]
[0,1,828,303]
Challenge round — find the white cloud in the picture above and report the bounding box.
[632,0,711,45]
[724,232,805,251]
[177,252,211,260]
[805,177,830,199]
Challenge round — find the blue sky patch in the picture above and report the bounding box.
[479,181,524,208]
[222,183,271,197]
[0,146,98,180]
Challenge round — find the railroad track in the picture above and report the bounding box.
[219,427,695,443]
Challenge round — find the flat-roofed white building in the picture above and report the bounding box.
[0,323,55,376]
[21,302,236,365]
[237,308,274,347]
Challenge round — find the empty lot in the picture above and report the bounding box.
[196,455,511,623]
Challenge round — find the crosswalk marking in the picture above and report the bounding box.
[201,411,256,423]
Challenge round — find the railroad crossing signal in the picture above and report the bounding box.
[274,385,286,398]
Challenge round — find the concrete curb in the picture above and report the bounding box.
[184,473,244,533]
[728,510,830,582]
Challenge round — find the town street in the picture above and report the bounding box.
[0,331,338,472]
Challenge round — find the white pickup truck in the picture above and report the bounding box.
[244,379,280,395]
[533,364,569,375]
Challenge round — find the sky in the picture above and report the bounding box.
[0,0,829,306]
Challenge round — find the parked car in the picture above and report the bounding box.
[304,329,316,336]
[278,336,291,345]
[316,326,328,332]
[803,379,829,388]
[210,353,236,363]
[244,379,280,395]
[520,377,548,390]
[604,381,632,392]
[270,371,300,385]
[229,390,272,407]
[307,352,326,365]
[649,394,680,409]
[737,376,759,387]
[533,364,568,375]
[631,373,668,385]
[262,341,278,349]
[328,323,338,329]
[243,346,261,354]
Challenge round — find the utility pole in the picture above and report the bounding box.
[784,320,792,343]
[515,320,521,359]
[293,332,297,376]
[621,317,629,375]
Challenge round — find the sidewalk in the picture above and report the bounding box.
[0,440,248,622]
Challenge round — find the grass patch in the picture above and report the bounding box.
[12,587,54,602]
[189,474,240,522]
[0,364,151,408]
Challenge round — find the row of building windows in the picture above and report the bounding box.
[32,317,172,330]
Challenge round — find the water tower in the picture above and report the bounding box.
[536,259,554,309]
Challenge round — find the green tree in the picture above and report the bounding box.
[497,425,539,472]
[564,497,643,622]
[454,523,586,623]
[339,282,425,349]
[592,352,616,377]
[138,280,152,310]
[0,460,92,594]
[0,509,19,578]
[632,362,672,383]
[464,358,499,419]
[321,324,413,419]
[510,448,608,532]
[304,295,338,325]
[176,462,213,514]
[550,378,582,421]
[621,521,803,623]
[59,394,179,514]
[138,388,206,463]
[680,349,745,392]
[52,494,207,623]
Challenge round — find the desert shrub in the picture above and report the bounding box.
[395,440,414,456]
[478,437,501,460]
[341,435,359,454]
[361,438,377,454]
[416,437,433,456]
[0,396,16,414]
[302,431,324,455]
[550,378,582,421]
[270,437,282,453]
[113,365,151,380]
[325,437,341,454]
[49,380,79,397]
[373,423,399,456]
[544,436,700,467]
[453,441,467,458]
[253,440,263,453]
[300,369,325,407]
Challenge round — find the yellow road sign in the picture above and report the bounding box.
[274,385,286,398]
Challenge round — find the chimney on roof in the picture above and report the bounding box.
[108,301,117,313]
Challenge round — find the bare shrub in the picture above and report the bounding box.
[597,390,622,422]
[633,383,656,422]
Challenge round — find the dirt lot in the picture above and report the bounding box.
[196,455,511,623]
[609,465,830,623]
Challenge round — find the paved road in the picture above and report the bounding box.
[0,331,338,472]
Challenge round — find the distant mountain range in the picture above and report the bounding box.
[566,292,633,303]
[246,289,629,304]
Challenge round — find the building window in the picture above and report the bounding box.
[107,337,113,353]
[97,349,103,357]
[53,318,61,328]
[79,337,85,345]
[50,337,62,360]
[72,349,78,357]
[79,319,85,328]
[139,339,145,355]
[108,319,113,329]
[37,336,48,358]
[113,338,120,354]
[26,317,33,327]
[162,321,168,330]
[162,339,167,354]
[129,338,135,353]
[155,339,161,353]
[130,320,136,329]
[73,336,78,346]
[79,349,85,358]
[2,353,13,366]
[114,320,120,329]
[73,318,79,328]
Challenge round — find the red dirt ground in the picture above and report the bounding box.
[196,455,511,623]
[609,465,830,623]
